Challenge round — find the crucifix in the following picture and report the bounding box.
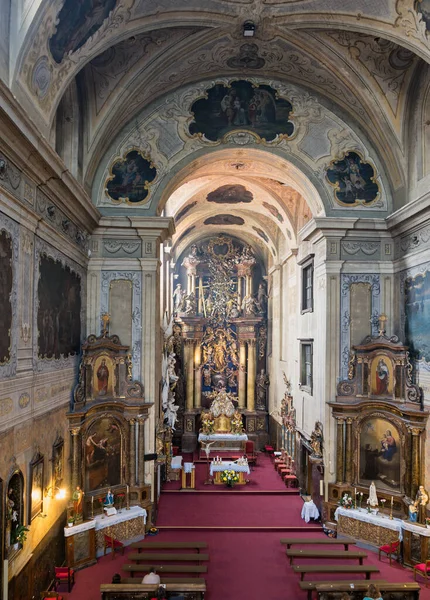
[101,313,110,337]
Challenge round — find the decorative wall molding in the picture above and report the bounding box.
[103,240,141,255]
[340,273,380,379]
[36,189,89,251]
[0,212,19,379]
[395,225,430,258]
[100,271,142,380]
[0,153,22,196]
[32,237,86,373]
[341,241,380,255]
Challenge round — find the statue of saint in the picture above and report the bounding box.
[213,331,227,372]
[310,421,323,458]
[173,283,185,311]
[409,501,418,523]
[242,294,258,316]
[256,282,268,314]
[368,481,378,508]
[415,485,429,523]
[104,488,114,507]
[72,486,84,521]
[184,292,196,315]
[97,359,109,395]
[256,369,269,410]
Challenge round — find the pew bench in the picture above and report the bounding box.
[315,581,421,600]
[286,549,367,565]
[100,582,206,600]
[131,541,207,553]
[281,537,355,551]
[121,577,206,585]
[292,564,380,581]
[128,552,209,563]
[122,564,208,577]
[299,579,387,600]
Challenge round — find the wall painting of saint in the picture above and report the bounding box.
[370,355,393,396]
[359,418,401,491]
[92,354,115,398]
[49,0,117,64]
[404,269,430,363]
[189,80,294,142]
[37,255,81,360]
[0,229,13,364]
[85,416,122,491]
[326,151,379,206]
[105,149,157,205]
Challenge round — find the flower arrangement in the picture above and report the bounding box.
[425,517,430,527]
[221,470,240,487]
[116,493,125,512]
[356,491,364,510]
[67,515,75,526]
[11,524,29,546]
[98,498,105,518]
[339,493,353,509]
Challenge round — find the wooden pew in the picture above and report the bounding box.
[100,582,206,600]
[128,552,209,563]
[286,549,367,565]
[292,564,380,581]
[122,564,207,577]
[281,537,355,551]
[121,577,206,584]
[131,541,207,553]
[315,581,421,600]
[299,579,387,600]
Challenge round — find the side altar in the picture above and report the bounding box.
[197,389,248,455]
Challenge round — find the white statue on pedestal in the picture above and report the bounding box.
[369,481,379,507]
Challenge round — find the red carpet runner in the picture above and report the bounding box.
[65,455,430,599]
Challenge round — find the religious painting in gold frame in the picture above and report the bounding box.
[370,354,393,396]
[92,353,115,399]
[84,416,122,492]
[359,417,401,492]
[29,451,44,522]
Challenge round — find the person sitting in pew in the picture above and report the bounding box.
[142,566,161,585]
[363,583,383,600]
[111,573,121,584]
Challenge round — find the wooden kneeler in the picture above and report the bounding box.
[104,534,125,559]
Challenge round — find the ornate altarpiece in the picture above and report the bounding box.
[327,320,428,534]
[67,319,153,521]
[170,236,269,452]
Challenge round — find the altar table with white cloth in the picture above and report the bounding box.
[94,506,147,556]
[301,500,320,523]
[199,433,248,455]
[210,460,250,485]
[335,506,403,545]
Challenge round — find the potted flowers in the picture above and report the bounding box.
[221,470,240,488]
[339,493,353,509]
[11,524,29,550]
[425,517,430,529]
[67,516,75,527]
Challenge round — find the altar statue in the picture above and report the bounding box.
[231,410,243,434]
[310,421,323,459]
[368,481,379,508]
[213,331,228,372]
[173,283,185,312]
[256,369,269,410]
[409,501,418,523]
[97,359,109,396]
[73,486,84,521]
[184,292,196,315]
[104,488,114,507]
[415,485,429,524]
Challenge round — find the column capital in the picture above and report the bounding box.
[128,418,136,426]
[70,427,81,436]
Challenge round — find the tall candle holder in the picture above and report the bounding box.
[126,485,130,510]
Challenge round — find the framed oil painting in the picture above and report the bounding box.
[52,435,64,488]
[105,149,157,204]
[359,417,401,491]
[405,269,430,362]
[0,228,13,364]
[326,151,379,206]
[37,255,81,359]
[92,354,115,399]
[189,80,294,142]
[85,416,122,492]
[370,355,393,396]
[29,451,44,522]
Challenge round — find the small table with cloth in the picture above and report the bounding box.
[209,460,250,485]
[301,500,320,523]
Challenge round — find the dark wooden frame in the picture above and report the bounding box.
[29,451,44,522]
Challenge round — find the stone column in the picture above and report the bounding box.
[129,419,137,486]
[345,417,353,484]
[247,340,256,411]
[238,342,246,408]
[137,418,145,486]
[411,428,421,498]
[71,428,81,490]
[336,418,344,484]
[194,343,202,408]
[186,340,194,410]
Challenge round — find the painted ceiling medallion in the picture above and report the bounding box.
[204,215,245,226]
[326,151,379,207]
[189,80,294,142]
[105,149,157,205]
[207,184,253,204]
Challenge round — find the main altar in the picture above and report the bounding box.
[166,235,270,453]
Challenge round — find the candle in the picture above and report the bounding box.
[91,496,94,505]
[391,496,393,506]
[126,485,129,494]
[354,487,357,496]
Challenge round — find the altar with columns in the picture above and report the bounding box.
[168,236,269,453]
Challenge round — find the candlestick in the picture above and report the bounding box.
[391,496,393,506]
[91,495,94,518]
[126,484,130,510]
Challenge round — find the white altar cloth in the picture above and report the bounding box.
[301,500,320,523]
[184,462,194,473]
[171,456,183,470]
[64,519,95,537]
[334,507,403,540]
[199,433,248,441]
[94,505,147,530]
[210,461,250,476]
